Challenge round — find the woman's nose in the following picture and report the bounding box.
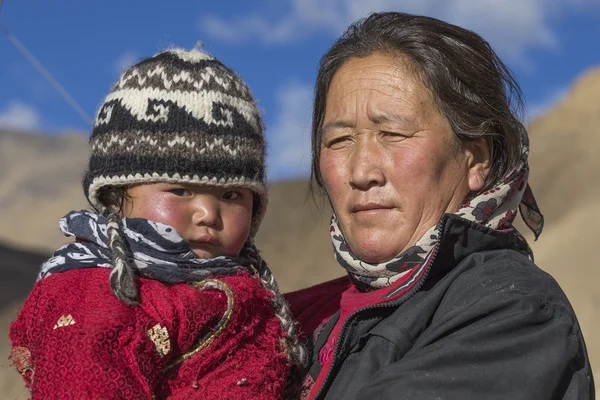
[193,198,220,226]
[349,138,386,190]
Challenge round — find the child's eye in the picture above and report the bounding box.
[222,190,242,201]
[168,188,192,196]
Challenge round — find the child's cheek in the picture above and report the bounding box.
[136,194,187,232]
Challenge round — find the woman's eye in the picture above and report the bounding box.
[222,191,242,200]
[169,188,192,196]
[324,136,352,149]
[382,131,407,141]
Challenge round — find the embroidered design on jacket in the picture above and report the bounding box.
[11,346,34,379]
[147,323,171,358]
[166,279,234,370]
[53,314,76,329]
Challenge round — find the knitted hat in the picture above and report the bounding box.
[83,48,267,237]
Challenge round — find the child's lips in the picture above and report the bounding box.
[190,235,220,247]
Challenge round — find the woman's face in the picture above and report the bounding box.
[320,53,488,263]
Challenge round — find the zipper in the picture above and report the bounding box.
[311,218,446,400]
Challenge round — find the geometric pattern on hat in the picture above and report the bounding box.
[82,48,267,237]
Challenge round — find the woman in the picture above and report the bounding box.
[285,12,594,399]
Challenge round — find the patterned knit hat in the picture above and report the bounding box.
[83,48,267,237]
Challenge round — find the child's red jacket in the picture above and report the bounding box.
[10,267,289,399]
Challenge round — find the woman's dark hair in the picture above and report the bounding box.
[311,12,527,194]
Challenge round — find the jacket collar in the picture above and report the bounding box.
[380,214,528,302]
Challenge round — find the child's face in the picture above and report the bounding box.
[122,183,253,259]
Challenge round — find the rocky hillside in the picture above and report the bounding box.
[0,130,89,251]
[1,66,599,396]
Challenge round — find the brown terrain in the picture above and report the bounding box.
[1,66,599,397]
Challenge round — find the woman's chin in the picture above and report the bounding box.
[350,241,407,264]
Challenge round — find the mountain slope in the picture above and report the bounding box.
[0,66,599,393]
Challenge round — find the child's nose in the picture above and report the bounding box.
[193,198,220,226]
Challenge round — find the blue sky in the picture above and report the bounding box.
[1,0,599,180]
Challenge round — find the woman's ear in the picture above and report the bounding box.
[464,138,491,192]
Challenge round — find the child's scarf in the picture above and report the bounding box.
[39,210,249,284]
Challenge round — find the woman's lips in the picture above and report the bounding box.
[351,202,394,212]
[351,203,395,219]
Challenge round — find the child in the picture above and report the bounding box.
[9,47,306,399]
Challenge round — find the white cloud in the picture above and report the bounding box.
[0,101,42,131]
[200,0,346,44]
[112,51,139,75]
[200,0,598,63]
[266,81,313,180]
